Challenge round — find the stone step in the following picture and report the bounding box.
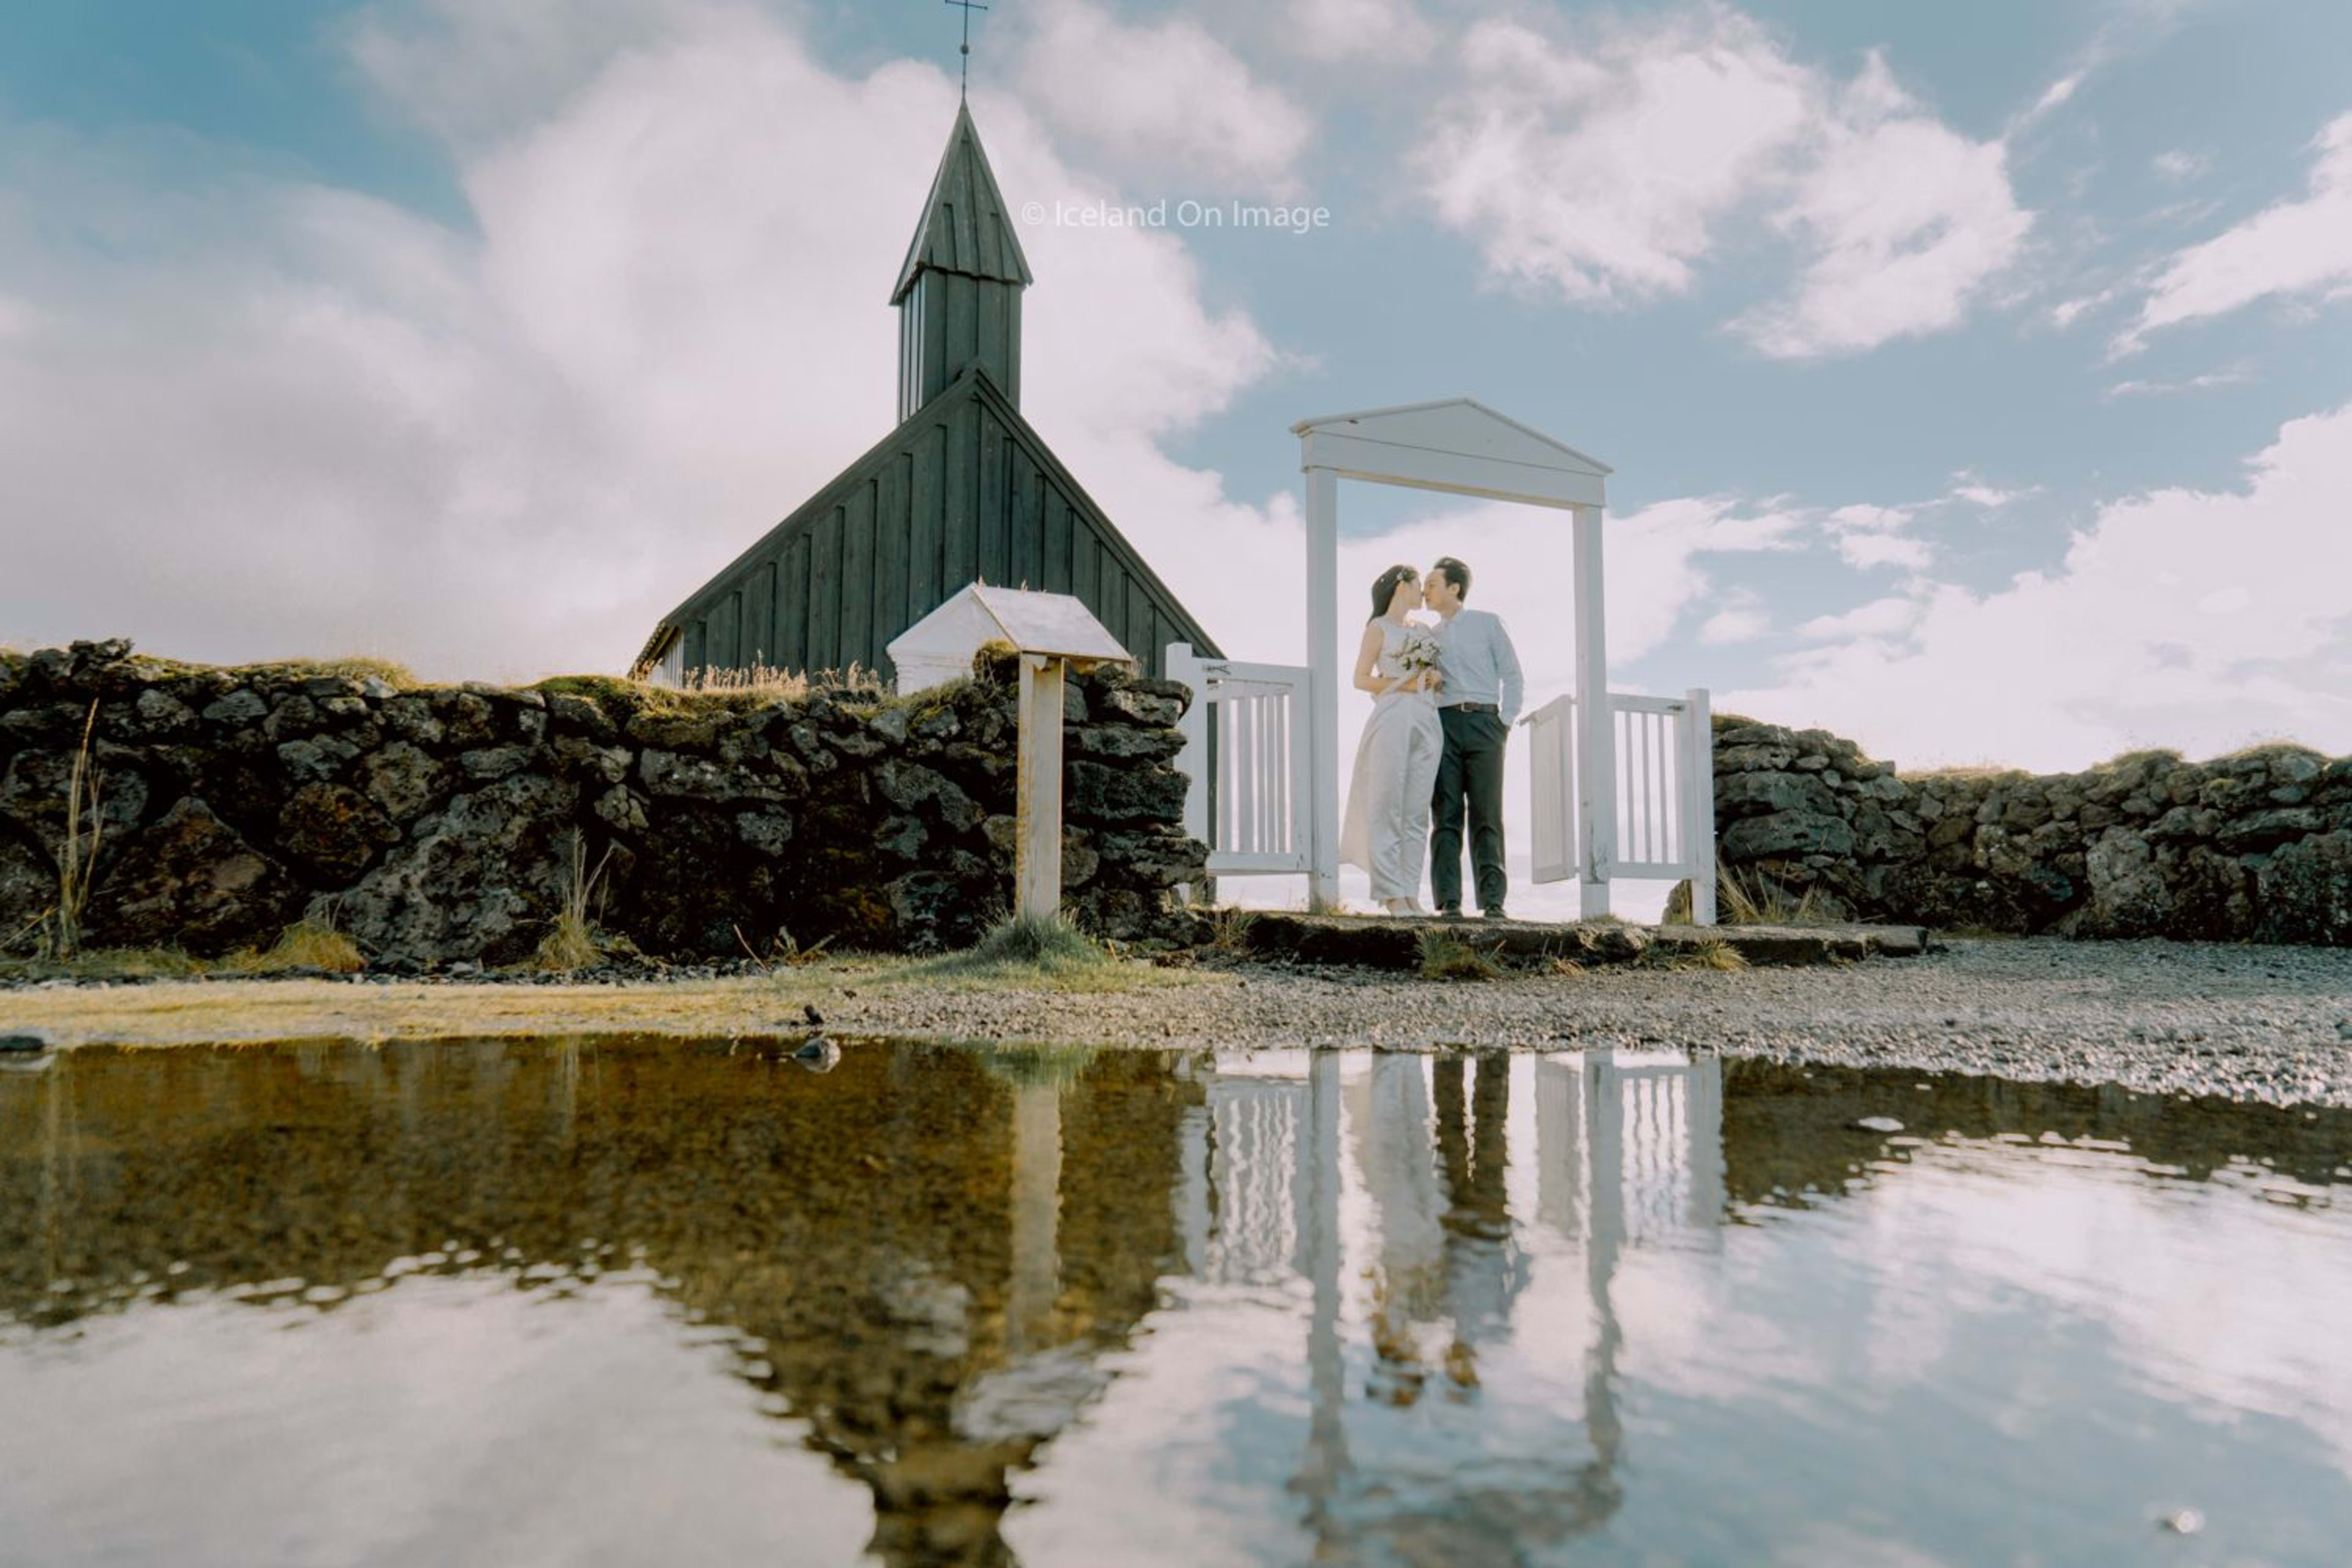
[1225,911,1928,971]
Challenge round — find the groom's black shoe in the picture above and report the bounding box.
[1438,906,1463,920]
[1480,907,1508,921]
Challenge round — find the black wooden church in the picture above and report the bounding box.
[631,104,1223,687]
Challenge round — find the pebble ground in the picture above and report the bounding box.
[9,937,2349,1109]
[848,937,2352,1108]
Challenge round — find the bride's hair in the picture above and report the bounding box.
[1368,564,1417,622]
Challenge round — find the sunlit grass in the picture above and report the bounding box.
[224,921,367,976]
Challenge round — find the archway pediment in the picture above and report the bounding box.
[1291,398,1610,511]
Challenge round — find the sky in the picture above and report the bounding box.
[3,0,2350,797]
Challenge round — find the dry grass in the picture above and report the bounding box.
[243,655,417,688]
[531,831,614,973]
[1205,907,1260,954]
[36,700,107,962]
[912,914,1140,989]
[224,921,367,975]
[1716,862,1835,927]
[0,946,208,981]
[1904,764,2029,783]
[1419,930,1504,981]
[1679,938,1749,971]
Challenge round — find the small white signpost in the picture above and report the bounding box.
[887,584,1134,922]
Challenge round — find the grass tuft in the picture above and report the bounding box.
[532,832,613,973]
[1717,862,1834,927]
[1683,938,1749,971]
[911,914,1135,989]
[1419,929,1503,981]
[1206,907,1259,954]
[39,701,106,961]
[227,920,366,974]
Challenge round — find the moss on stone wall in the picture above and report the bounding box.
[0,640,1206,968]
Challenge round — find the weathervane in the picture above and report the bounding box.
[945,0,987,97]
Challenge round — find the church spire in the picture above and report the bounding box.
[892,101,1033,420]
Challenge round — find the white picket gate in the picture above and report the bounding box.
[1166,643,1314,876]
[1525,688,1718,924]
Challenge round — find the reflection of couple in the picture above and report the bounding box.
[1338,557,1525,918]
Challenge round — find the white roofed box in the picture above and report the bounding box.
[885,584,1133,693]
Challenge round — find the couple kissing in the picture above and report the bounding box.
[1337,556,1525,919]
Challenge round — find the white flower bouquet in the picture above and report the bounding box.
[1394,627,1442,680]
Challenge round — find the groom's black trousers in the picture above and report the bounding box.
[1431,705,1509,913]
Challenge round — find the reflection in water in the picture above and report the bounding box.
[3,1041,2350,1566]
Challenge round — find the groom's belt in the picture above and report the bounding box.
[1443,701,1499,714]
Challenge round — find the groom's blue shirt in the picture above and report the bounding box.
[1435,608,1524,725]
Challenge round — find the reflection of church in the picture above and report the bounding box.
[1,1041,1730,1564]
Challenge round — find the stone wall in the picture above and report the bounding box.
[0,641,1206,967]
[1706,717,2352,944]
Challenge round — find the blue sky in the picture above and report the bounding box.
[3,0,2349,781]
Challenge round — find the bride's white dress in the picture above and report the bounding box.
[1339,617,1444,903]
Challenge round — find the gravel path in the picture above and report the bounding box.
[861,938,2352,1107]
[10,937,2350,1108]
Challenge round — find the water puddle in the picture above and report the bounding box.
[3,1039,2348,1565]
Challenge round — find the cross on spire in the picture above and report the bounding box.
[944,0,988,98]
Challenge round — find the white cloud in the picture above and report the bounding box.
[1417,13,1811,305]
[1415,15,2030,356]
[1834,533,1934,571]
[2152,148,2211,183]
[1822,500,1931,570]
[1012,0,1313,192]
[1946,474,2036,508]
[0,5,1284,680]
[2122,111,2352,349]
[1722,403,2352,771]
[1698,588,1770,645]
[2048,284,2124,330]
[1736,56,2032,358]
[2103,365,2254,398]
[1284,0,1435,64]
[1797,594,1923,641]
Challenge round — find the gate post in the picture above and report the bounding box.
[1572,505,1617,919]
[1305,467,1342,911]
[1014,654,1067,922]
[1681,686,1717,926]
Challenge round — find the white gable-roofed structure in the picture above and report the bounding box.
[887,583,1132,693]
[1167,394,1716,925]
[1292,398,1611,509]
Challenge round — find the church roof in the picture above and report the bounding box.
[631,363,1221,678]
[891,101,1034,305]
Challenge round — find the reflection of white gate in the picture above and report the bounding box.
[1167,643,1314,877]
[1526,689,1718,924]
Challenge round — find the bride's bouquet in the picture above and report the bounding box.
[1394,626,1442,686]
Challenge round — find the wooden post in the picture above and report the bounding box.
[1305,466,1341,911]
[1573,505,1616,920]
[1016,653,1066,921]
[1682,686,1717,926]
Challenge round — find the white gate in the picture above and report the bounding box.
[1525,687,1718,924]
[1166,643,1314,876]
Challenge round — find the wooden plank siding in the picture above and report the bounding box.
[746,562,775,668]
[657,365,1219,687]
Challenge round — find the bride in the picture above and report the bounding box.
[1338,564,1445,916]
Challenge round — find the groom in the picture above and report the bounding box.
[1425,557,1523,919]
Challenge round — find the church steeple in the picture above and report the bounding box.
[892,102,1033,420]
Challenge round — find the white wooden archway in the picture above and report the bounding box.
[1295,399,1619,916]
[1170,398,1716,924]
[1295,399,1714,924]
